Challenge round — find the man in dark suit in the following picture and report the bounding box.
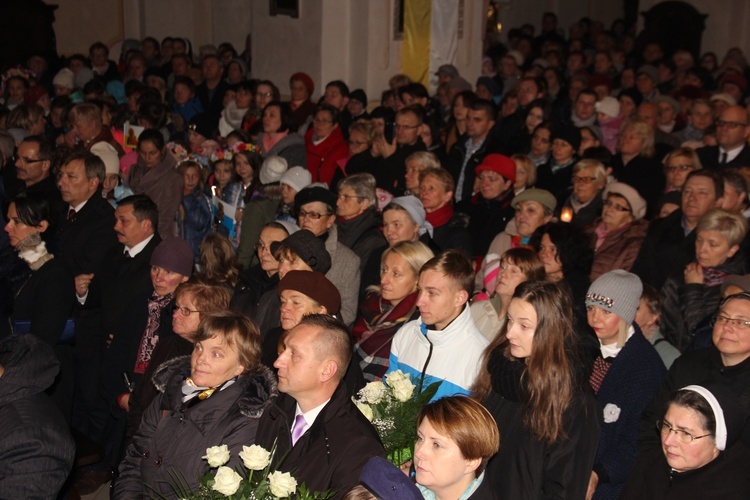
[196,55,228,121]
[72,194,161,489]
[697,105,750,169]
[255,315,384,497]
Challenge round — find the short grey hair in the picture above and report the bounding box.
[338,173,377,206]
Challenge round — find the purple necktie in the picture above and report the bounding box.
[291,414,307,446]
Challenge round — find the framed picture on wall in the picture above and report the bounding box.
[270,0,299,18]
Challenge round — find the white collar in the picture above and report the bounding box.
[125,234,155,258]
[599,325,635,359]
[292,398,331,441]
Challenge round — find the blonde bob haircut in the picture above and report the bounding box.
[620,118,655,158]
[696,209,748,248]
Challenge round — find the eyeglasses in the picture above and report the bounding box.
[604,199,631,212]
[172,305,202,316]
[573,176,597,185]
[13,154,45,164]
[257,92,273,99]
[712,315,750,330]
[255,241,274,253]
[298,209,332,220]
[657,420,713,444]
[666,164,694,173]
[715,120,749,129]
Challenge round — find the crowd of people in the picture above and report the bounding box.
[2,11,750,499]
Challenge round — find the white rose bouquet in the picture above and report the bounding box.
[158,443,332,499]
[352,370,439,466]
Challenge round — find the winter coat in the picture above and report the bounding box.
[127,151,184,239]
[254,381,385,499]
[115,357,278,499]
[0,334,75,499]
[231,265,279,319]
[324,225,361,326]
[173,97,204,128]
[461,190,515,258]
[255,132,306,168]
[176,188,213,261]
[621,445,750,500]
[237,195,279,269]
[305,126,349,186]
[336,208,387,274]
[659,254,745,352]
[589,218,648,281]
[431,212,474,257]
[611,154,665,218]
[592,328,666,500]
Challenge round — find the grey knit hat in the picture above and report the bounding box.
[585,270,642,324]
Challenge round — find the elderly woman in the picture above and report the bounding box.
[253,229,332,335]
[305,104,349,186]
[589,182,649,281]
[622,384,750,499]
[115,311,277,498]
[660,209,747,352]
[353,241,434,381]
[612,118,664,213]
[254,100,306,167]
[5,192,75,417]
[664,147,702,192]
[418,167,473,255]
[127,129,183,239]
[479,188,555,295]
[176,159,212,261]
[511,154,536,196]
[261,270,341,368]
[294,186,361,324]
[561,159,607,228]
[472,281,601,499]
[414,396,500,499]
[336,173,387,271]
[404,151,440,196]
[585,270,666,500]
[125,282,232,441]
[470,248,545,340]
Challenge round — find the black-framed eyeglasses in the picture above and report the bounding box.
[656,420,713,444]
[13,154,45,164]
[172,305,202,316]
[298,209,332,220]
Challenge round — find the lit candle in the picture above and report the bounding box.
[561,207,573,223]
[211,186,217,197]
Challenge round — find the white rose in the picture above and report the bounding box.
[238,444,271,471]
[268,470,298,498]
[391,377,416,402]
[359,381,387,404]
[385,370,407,387]
[355,401,374,421]
[203,444,231,467]
[603,403,621,423]
[211,466,243,496]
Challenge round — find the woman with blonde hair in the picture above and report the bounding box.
[663,147,702,192]
[612,118,664,213]
[472,280,600,499]
[352,241,434,380]
[585,270,666,499]
[511,154,536,195]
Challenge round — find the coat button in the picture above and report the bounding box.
[155,458,162,467]
[142,450,150,459]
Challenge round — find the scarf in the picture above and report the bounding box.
[425,203,454,229]
[134,292,174,374]
[703,266,729,288]
[487,347,526,403]
[352,291,419,381]
[16,233,53,271]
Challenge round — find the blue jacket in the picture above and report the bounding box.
[177,189,213,260]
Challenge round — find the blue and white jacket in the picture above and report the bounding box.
[387,305,488,402]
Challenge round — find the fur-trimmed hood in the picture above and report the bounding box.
[151,355,278,419]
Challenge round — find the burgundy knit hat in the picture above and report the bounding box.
[277,270,341,315]
[290,72,314,96]
[150,237,194,277]
[24,85,48,105]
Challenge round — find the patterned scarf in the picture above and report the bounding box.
[703,266,729,288]
[352,291,419,381]
[134,292,174,374]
